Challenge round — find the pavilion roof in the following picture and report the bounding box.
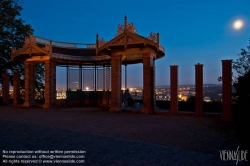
[11,16,165,65]
[95,16,165,63]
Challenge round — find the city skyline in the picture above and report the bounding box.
[0,84,223,102]
[20,0,250,88]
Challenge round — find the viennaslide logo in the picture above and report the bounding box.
[219,146,248,165]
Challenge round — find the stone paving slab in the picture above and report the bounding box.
[0,106,248,165]
[0,119,241,166]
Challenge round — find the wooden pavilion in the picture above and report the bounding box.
[10,16,165,113]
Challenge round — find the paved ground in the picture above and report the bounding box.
[0,106,248,166]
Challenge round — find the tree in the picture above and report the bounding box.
[233,43,250,76]
[233,71,250,106]
[232,40,250,156]
[217,39,250,105]
[186,96,195,102]
[232,40,250,106]
[0,0,44,91]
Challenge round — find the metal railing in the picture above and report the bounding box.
[34,36,96,49]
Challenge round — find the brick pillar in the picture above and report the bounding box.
[109,55,122,112]
[2,72,9,105]
[195,63,203,116]
[43,60,57,108]
[23,61,36,107]
[13,72,21,105]
[221,60,233,121]
[142,53,156,114]
[170,65,178,114]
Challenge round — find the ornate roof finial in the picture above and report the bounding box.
[124,14,127,31]
[96,33,99,40]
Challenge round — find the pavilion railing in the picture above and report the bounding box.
[67,66,111,92]
[34,36,96,49]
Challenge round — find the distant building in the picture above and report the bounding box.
[204,96,211,102]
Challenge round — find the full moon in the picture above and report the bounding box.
[233,19,244,30]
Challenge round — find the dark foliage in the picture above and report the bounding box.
[232,40,250,105]
[203,101,222,113]
[156,100,170,109]
[178,101,195,111]
[0,0,31,80]
[233,71,250,106]
[231,40,250,159]
[0,0,44,90]
[186,96,195,102]
[232,43,250,76]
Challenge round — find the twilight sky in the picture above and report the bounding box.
[20,0,250,88]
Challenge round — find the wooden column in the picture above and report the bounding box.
[2,72,9,105]
[23,61,36,107]
[13,72,21,105]
[195,63,203,116]
[109,54,122,112]
[221,60,233,121]
[142,53,156,114]
[43,60,57,108]
[170,65,178,114]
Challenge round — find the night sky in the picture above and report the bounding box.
[20,0,250,88]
